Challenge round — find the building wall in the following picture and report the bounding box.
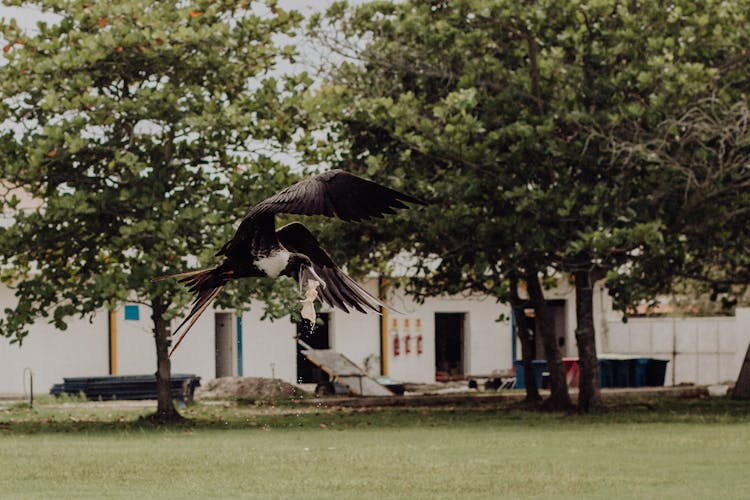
[241,305,297,382]
[326,278,381,377]
[114,305,156,376]
[0,280,514,393]
[168,306,216,382]
[736,308,750,378]
[606,313,746,385]
[0,311,109,396]
[541,279,621,359]
[2,275,749,394]
[383,290,512,383]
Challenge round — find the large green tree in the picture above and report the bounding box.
[306,0,750,411]
[551,0,750,409]
[307,0,576,410]
[0,0,308,421]
[603,97,750,397]
[605,98,750,312]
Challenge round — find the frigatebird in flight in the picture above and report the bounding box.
[156,169,424,355]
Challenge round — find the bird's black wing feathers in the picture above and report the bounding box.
[217,170,424,258]
[249,169,424,222]
[215,209,276,259]
[277,222,384,314]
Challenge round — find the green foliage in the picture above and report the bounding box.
[0,0,309,341]
[604,98,750,310]
[306,0,750,308]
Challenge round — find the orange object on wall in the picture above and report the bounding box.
[415,319,423,355]
[393,334,400,357]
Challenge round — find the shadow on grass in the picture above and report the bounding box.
[1,395,748,435]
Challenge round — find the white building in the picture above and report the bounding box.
[0,278,517,395]
[3,272,747,396]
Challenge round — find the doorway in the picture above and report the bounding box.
[435,313,465,379]
[215,312,236,378]
[296,314,330,384]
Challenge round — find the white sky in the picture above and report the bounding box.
[0,1,355,37]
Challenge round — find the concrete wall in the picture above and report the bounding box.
[736,308,750,378]
[605,312,747,385]
[0,312,109,396]
[543,279,622,359]
[3,271,748,394]
[168,306,216,382]
[326,279,381,377]
[509,279,620,360]
[0,279,514,393]
[241,305,297,382]
[384,290,512,383]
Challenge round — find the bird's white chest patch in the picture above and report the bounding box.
[256,250,291,278]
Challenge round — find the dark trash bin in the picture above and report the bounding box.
[541,371,550,390]
[612,359,632,388]
[631,358,650,387]
[645,359,669,386]
[598,359,614,388]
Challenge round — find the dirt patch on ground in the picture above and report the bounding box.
[195,377,307,400]
[402,381,476,395]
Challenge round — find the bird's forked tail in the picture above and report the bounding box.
[153,268,230,357]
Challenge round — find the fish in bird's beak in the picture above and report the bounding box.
[300,267,325,323]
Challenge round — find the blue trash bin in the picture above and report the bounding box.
[612,359,633,387]
[598,359,614,388]
[514,361,525,388]
[532,360,546,389]
[631,358,649,387]
[514,360,547,389]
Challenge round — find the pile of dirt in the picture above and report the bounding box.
[195,377,307,400]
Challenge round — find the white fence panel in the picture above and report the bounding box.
[605,316,739,386]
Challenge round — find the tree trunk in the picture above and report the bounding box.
[514,308,543,403]
[732,342,750,399]
[510,271,541,403]
[574,270,602,412]
[150,296,182,423]
[525,269,572,411]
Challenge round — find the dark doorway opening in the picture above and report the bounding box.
[435,313,465,379]
[296,314,330,384]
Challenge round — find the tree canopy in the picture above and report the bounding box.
[1,0,748,416]
[306,0,750,410]
[0,0,310,420]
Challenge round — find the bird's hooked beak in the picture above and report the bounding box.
[300,265,326,291]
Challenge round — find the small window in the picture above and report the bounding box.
[124,305,140,321]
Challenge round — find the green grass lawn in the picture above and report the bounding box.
[1,397,749,499]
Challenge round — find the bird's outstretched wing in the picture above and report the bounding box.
[277,222,384,314]
[249,169,425,222]
[217,170,424,258]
